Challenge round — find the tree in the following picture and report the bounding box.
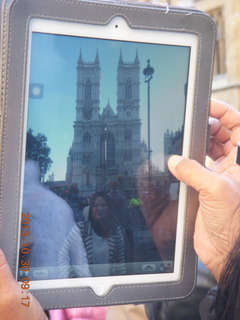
[26,128,53,181]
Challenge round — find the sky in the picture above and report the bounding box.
[26,32,190,181]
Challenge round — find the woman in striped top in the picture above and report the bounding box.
[58,191,126,278]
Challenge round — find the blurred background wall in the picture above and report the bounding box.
[124,0,240,109]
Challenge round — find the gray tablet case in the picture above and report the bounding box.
[0,0,216,310]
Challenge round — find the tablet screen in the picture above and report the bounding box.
[18,17,197,291]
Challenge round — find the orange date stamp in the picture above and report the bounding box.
[20,212,31,307]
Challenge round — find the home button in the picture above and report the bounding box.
[93,283,109,296]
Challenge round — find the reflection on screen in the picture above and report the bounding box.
[18,31,190,281]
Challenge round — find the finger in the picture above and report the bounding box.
[207,138,225,161]
[0,249,14,288]
[212,146,238,173]
[208,138,235,161]
[209,117,231,143]
[168,155,217,192]
[231,127,240,145]
[210,98,240,131]
[0,249,48,320]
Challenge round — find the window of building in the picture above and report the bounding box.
[85,79,92,100]
[83,152,91,164]
[107,133,115,165]
[83,167,90,186]
[124,150,132,161]
[100,131,115,166]
[125,80,132,99]
[210,8,226,76]
[125,129,132,141]
[83,132,91,143]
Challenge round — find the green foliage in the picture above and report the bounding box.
[26,128,53,180]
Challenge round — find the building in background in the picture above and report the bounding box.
[66,50,143,196]
[141,0,240,109]
[192,0,240,109]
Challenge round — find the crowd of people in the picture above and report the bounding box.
[19,158,171,281]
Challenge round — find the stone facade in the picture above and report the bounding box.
[66,50,143,196]
[150,0,240,109]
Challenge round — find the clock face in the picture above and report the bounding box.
[125,110,132,119]
[83,106,92,120]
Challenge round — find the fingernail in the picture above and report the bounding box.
[168,155,183,170]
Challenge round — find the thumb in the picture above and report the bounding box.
[168,155,217,192]
[0,249,48,320]
[0,249,15,288]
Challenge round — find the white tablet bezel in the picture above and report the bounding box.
[17,15,198,296]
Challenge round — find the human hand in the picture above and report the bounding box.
[0,249,48,320]
[168,99,240,281]
[140,189,178,262]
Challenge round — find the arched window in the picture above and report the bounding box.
[125,80,132,99]
[83,132,91,143]
[107,133,115,165]
[100,131,115,166]
[85,79,91,100]
[83,167,90,186]
[125,129,132,141]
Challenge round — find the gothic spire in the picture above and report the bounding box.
[118,49,123,64]
[95,49,100,64]
[134,49,139,64]
[78,48,83,64]
[102,100,115,118]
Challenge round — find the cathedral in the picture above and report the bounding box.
[66,49,143,196]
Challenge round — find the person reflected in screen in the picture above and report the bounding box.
[139,182,178,263]
[108,181,132,263]
[21,159,90,280]
[58,191,126,277]
[108,181,129,229]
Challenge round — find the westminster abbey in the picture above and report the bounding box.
[66,50,143,196]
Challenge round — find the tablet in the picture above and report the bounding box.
[0,0,216,309]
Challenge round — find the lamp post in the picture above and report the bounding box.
[101,126,108,185]
[143,59,154,182]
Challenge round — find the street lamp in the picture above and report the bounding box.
[101,126,108,185]
[143,59,154,180]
